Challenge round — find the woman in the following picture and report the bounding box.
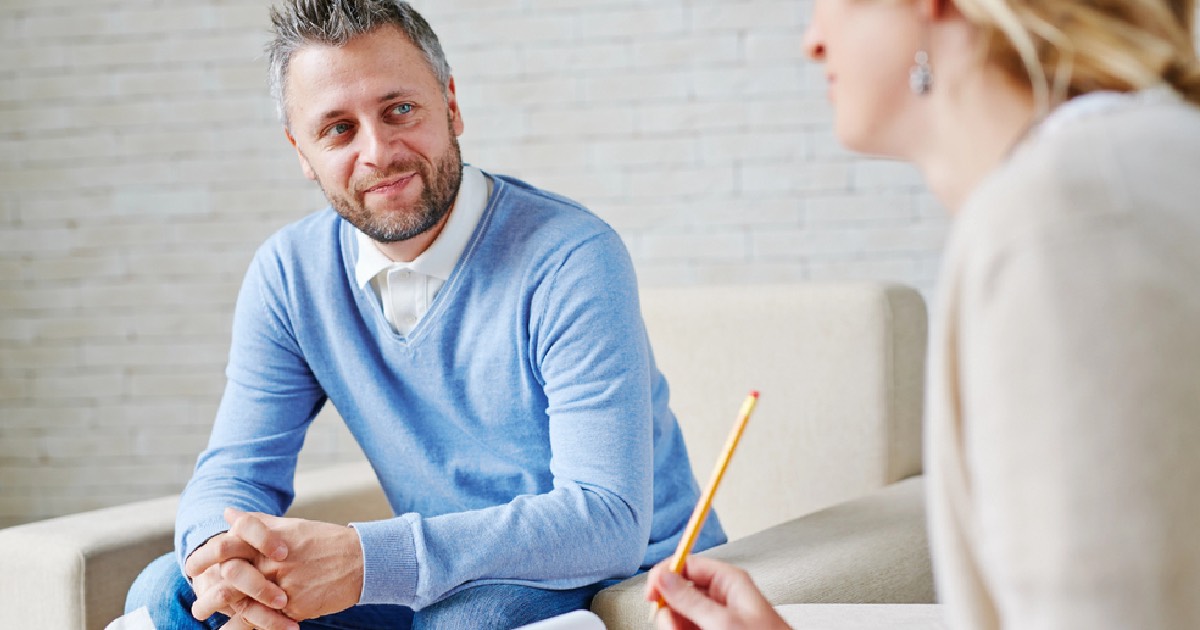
[646,0,1200,628]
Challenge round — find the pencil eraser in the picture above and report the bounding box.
[750,390,760,398]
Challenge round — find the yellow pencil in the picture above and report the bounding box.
[653,390,759,616]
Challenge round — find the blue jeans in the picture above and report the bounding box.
[127,553,607,629]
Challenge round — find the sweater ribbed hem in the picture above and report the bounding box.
[352,516,419,605]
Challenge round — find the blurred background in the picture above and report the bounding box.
[2,0,960,528]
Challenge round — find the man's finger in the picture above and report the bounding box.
[185,533,258,578]
[225,507,289,562]
[233,599,301,630]
[218,616,255,630]
[191,577,244,622]
[220,558,289,610]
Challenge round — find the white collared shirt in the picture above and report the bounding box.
[354,165,491,335]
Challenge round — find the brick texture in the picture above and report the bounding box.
[0,0,351,527]
[7,1,1183,527]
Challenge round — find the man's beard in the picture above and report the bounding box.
[322,131,463,243]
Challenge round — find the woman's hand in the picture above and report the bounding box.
[645,555,792,630]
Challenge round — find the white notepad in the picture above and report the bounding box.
[514,609,606,630]
[105,606,156,630]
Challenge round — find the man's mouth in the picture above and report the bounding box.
[364,173,417,195]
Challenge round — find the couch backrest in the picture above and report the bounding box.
[639,283,927,541]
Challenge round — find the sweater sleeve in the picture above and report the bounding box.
[957,216,1200,629]
[352,229,653,609]
[174,243,327,569]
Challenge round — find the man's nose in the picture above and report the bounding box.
[359,123,400,170]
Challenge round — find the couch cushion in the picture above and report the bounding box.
[592,476,933,630]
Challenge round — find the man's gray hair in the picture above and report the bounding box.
[266,0,452,125]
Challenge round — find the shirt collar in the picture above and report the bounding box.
[354,165,490,288]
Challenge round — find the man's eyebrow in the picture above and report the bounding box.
[316,108,348,125]
[378,89,418,103]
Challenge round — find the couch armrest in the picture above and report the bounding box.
[591,476,933,630]
[0,494,177,630]
[0,460,387,630]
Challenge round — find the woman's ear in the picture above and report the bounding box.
[920,0,957,21]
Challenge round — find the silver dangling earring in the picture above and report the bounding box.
[909,50,933,95]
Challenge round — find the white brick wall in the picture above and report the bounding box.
[18,0,1187,526]
[410,0,949,289]
[0,0,362,527]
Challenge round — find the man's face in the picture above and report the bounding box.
[283,26,465,243]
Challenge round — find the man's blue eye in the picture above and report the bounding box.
[330,123,352,136]
[393,103,413,115]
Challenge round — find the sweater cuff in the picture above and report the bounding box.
[350,515,419,605]
[179,517,233,570]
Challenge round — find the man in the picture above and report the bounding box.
[124,1,725,629]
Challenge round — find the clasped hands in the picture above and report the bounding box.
[183,507,365,630]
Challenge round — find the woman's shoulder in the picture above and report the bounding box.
[955,88,1200,259]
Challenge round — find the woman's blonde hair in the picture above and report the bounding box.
[952,0,1200,109]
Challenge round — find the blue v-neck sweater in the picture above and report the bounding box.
[175,173,726,609]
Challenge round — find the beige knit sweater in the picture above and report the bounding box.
[925,86,1200,630]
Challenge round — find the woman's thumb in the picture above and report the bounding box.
[658,570,730,626]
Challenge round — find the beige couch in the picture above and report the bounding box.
[0,283,933,629]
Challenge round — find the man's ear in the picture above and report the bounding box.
[285,127,317,181]
[446,76,465,137]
